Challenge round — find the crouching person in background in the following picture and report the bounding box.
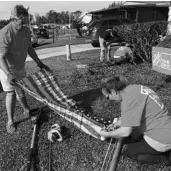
[113,41,136,65]
[100,76,171,164]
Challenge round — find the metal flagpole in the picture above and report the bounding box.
[108,138,123,171]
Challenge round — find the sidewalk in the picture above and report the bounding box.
[26,44,99,61]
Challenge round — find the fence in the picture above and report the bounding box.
[49,28,79,39]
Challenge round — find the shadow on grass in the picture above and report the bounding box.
[31,107,52,171]
[15,106,51,127]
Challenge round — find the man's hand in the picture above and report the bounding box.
[37,62,50,70]
[100,127,109,139]
[7,73,17,85]
[106,122,120,131]
[106,117,121,131]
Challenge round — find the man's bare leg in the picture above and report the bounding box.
[99,36,106,62]
[106,41,113,62]
[6,91,16,133]
[106,45,111,62]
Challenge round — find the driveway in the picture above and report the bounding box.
[26,43,99,61]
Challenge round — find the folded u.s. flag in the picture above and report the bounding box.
[17,69,105,140]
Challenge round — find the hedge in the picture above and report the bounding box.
[114,21,168,63]
[157,35,171,48]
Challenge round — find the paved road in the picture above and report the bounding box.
[26,43,99,61]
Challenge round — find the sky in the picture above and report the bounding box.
[0,1,114,20]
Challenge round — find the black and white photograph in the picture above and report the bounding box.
[0,1,171,171]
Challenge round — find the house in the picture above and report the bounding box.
[87,1,169,23]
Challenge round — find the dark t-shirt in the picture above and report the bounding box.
[99,28,113,41]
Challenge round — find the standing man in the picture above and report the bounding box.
[0,5,49,133]
[100,76,171,164]
[99,28,119,62]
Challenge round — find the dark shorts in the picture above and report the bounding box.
[123,135,168,164]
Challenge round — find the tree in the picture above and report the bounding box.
[71,11,83,36]
[108,1,126,8]
[41,16,48,24]
[167,1,171,35]
[46,10,59,23]
[35,13,41,25]
[0,19,10,29]
[60,11,70,24]
[29,14,34,24]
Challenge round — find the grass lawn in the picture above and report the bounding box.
[1,47,171,171]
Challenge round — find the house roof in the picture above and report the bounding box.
[87,1,169,15]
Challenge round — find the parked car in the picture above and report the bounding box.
[85,19,100,36]
[86,18,134,47]
[30,28,38,48]
[36,28,49,39]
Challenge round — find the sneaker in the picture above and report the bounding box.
[6,123,16,134]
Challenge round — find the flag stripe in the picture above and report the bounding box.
[24,76,46,100]
[34,72,59,103]
[48,102,102,139]
[39,69,72,104]
[39,70,69,106]
[36,69,73,107]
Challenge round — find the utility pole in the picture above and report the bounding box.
[27,7,30,28]
[53,20,55,44]
[69,12,72,41]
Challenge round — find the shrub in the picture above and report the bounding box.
[157,35,171,48]
[114,21,168,63]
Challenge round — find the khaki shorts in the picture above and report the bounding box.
[0,68,26,92]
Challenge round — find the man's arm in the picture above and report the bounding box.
[0,52,17,85]
[106,118,121,130]
[27,46,42,65]
[0,31,11,75]
[28,46,50,70]
[0,51,10,75]
[100,126,132,139]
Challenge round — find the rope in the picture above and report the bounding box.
[100,118,119,171]
[100,138,113,171]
